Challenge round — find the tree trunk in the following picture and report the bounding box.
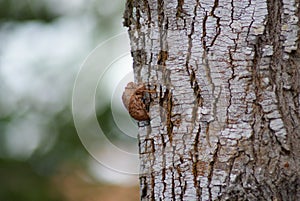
[124,0,300,200]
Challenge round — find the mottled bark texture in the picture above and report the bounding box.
[124,0,300,200]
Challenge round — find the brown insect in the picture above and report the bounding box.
[122,82,154,121]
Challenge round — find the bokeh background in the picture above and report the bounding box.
[0,0,139,200]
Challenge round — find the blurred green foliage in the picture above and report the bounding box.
[0,159,63,201]
[0,0,58,22]
[0,0,128,200]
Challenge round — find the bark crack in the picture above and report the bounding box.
[190,65,204,107]
[176,0,188,18]
[192,125,202,198]
[151,172,155,200]
[159,88,173,143]
[201,11,208,50]
[209,0,221,48]
[142,0,152,27]
[226,48,236,124]
[162,166,166,200]
[185,0,199,72]
[207,140,221,200]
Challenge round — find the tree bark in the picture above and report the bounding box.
[124,0,300,200]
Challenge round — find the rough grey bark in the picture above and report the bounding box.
[124,0,300,200]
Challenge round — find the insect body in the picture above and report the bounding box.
[122,82,151,121]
